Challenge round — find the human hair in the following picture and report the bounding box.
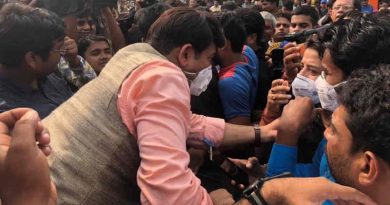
[260,11,276,28]
[305,36,325,57]
[263,0,279,7]
[76,7,93,19]
[275,12,292,22]
[221,1,237,11]
[146,7,225,55]
[217,11,247,53]
[136,3,172,39]
[77,35,112,58]
[291,5,319,26]
[336,64,390,166]
[283,0,294,11]
[0,3,65,67]
[235,8,265,47]
[329,0,362,11]
[322,14,390,77]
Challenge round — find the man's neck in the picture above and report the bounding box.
[360,179,390,205]
[220,52,245,68]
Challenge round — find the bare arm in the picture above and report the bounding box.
[101,7,126,52]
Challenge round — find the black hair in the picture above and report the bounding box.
[221,1,237,11]
[147,7,225,55]
[0,3,65,67]
[283,0,294,11]
[322,14,390,77]
[216,11,247,53]
[306,36,325,57]
[275,12,292,21]
[291,5,319,26]
[329,0,362,11]
[235,8,265,47]
[136,3,172,39]
[77,35,112,58]
[336,64,390,166]
[263,0,279,7]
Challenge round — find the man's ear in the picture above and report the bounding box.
[177,44,195,68]
[358,151,379,186]
[246,33,258,46]
[24,51,40,70]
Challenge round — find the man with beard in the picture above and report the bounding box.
[325,65,390,205]
[265,13,390,204]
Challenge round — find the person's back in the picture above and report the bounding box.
[45,43,164,204]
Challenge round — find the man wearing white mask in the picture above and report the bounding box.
[43,8,279,205]
[266,14,390,203]
[291,37,324,106]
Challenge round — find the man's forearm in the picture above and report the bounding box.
[219,123,275,150]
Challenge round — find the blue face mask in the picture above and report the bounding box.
[292,74,320,104]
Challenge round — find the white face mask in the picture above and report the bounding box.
[183,65,213,96]
[315,73,346,112]
[292,74,320,104]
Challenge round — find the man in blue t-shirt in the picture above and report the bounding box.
[361,0,374,13]
[266,14,390,205]
[215,12,259,126]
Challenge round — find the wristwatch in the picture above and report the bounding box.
[242,172,292,205]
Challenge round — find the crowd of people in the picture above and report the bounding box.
[0,0,389,204]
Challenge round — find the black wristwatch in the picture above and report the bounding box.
[242,172,292,205]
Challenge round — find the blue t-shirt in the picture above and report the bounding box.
[218,46,259,120]
[267,138,336,204]
[361,5,374,14]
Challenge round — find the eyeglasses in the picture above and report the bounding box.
[53,48,67,56]
[332,5,353,10]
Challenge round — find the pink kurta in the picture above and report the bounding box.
[117,60,225,205]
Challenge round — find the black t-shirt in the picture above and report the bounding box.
[0,73,73,118]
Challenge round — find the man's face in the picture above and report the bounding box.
[261,0,276,11]
[264,20,275,42]
[321,49,345,85]
[361,0,368,6]
[183,44,216,73]
[290,15,313,33]
[33,38,64,77]
[299,48,323,81]
[189,0,198,8]
[274,17,290,41]
[76,16,97,38]
[325,105,357,187]
[84,40,113,74]
[330,0,354,22]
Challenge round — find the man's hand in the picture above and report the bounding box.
[283,42,302,82]
[277,97,313,146]
[228,157,266,182]
[209,188,235,205]
[264,79,291,115]
[262,177,377,205]
[63,36,81,68]
[0,109,56,205]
